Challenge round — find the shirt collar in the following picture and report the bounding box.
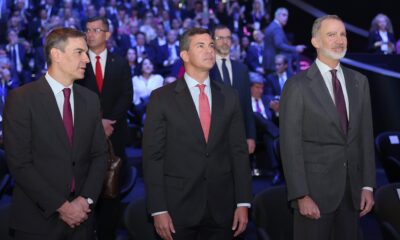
[45,72,72,95]
[315,58,342,75]
[216,54,230,62]
[184,73,210,88]
[89,48,107,59]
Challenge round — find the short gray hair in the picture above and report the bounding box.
[274,7,288,19]
[311,15,343,38]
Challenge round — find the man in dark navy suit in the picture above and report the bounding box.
[210,25,256,155]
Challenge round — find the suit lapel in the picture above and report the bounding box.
[231,61,239,88]
[71,85,86,157]
[207,80,224,147]
[37,77,71,149]
[174,79,205,144]
[307,63,345,137]
[102,52,115,96]
[342,66,359,138]
[85,62,100,94]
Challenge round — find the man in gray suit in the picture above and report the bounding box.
[263,7,306,74]
[280,15,375,240]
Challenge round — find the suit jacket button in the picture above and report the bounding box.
[343,162,347,168]
[205,153,209,157]
[72,162,76,166]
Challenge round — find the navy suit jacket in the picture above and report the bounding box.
[265,71,292,99]
[245,43,263,72]
[367,30,396,54]
[210,59,256,140]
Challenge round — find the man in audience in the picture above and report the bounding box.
[143,27,252,240]
[263,7,306,74]
[245,30,265,76]
[79,16,132,240]
[249,72,280,183]
[280,15,375,240]
[4,27,108,240]
[210,25,256,155]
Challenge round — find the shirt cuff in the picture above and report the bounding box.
[362,187,373,192]
[151,211,168,216]
[237,203,251,208]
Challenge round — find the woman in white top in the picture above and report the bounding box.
[132,57,164,124]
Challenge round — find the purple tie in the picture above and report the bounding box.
[330,69,348,135]
[62,88,73,145]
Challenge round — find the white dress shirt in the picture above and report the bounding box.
[88,49,107,78]
[45,72,74,123]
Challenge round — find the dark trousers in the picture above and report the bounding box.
[95,197,121,240]
[293,180,359,240]
[172,202,234,240]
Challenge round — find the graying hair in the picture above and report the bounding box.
[311,15,343,37]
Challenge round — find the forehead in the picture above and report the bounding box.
[215,28,231,36]
[65,37,88,51]
[86,20,104,28]
[189,33,213,46]
[320,19,346,33]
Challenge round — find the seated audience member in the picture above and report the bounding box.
[246,30,265,75]
[132,57,164,125]
[264,54,292,117]
[126,48,140,77]
[368,13,396,54]
[250,72,281,184]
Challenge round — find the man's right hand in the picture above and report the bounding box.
[57,201,88,228]
[298,195,321,219]
[153,212,176,240]
[102,119,116,137]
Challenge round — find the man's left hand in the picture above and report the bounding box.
[247,139,256,154]
[360,189,374,217]
[232,207,248,237]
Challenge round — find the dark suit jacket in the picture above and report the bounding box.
[279,63,376,213]
[245,43,263,72]
[265,71,292,99]
[263,21,297,72]
[78,52,133,157]
[3,76,108,234]
[210,60,256,140]
[253,97,279,139]
[367,30,396,54]
[143,78,252,226]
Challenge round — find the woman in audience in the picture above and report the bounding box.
[368,13,396,54]
[132,57,164,124]
[126,48,139,77]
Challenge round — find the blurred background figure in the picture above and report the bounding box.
[368,13,396,54]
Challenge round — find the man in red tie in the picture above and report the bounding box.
[4,28,108,240]
[143,28,252,240]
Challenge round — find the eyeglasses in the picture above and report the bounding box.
[85,28,108,34]
[215,36,232,41]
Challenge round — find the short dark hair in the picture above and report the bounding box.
[179,27,210,53]
[86,16,109,31]
[45,27,86,66]
[211,25,231,38]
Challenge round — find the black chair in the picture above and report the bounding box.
[375,132,400,182]
[374,183,400,240]
[252,185,293,240]
[124,197,158,240]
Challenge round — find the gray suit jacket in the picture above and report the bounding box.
[279,62,376,213]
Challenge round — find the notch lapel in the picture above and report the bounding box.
[174,79,206,144]
[207,80,224,147]
[342,67,359,139]
[306,63,345,137]
[38,78,71,149]
[71,85,86,157]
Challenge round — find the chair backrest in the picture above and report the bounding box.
[252,185,293,240]
[124,197,158,240]
[374,183,400,240]
[375,132,400,182]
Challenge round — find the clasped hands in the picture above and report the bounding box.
[57,196,91,228]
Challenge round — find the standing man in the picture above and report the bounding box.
[4,28,108,240]
[280,15,375,240]
[210,25,256,155]
[143,28,252,240]
[79,16,133,240]
[263,7,306,74]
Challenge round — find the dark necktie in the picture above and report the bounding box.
[221,58,231,86]
[95,56,103,92]
[330,69,348,135]
[63,88,75,192]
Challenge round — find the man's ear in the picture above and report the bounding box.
[311,37,319,49]
[50,48,61,63]
[180,50,188,63]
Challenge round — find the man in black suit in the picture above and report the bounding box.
[280,15,375,240]
[210,25,256,155]
[4,27,108,240]
[143,28,252,240]
[79,16,133,240]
